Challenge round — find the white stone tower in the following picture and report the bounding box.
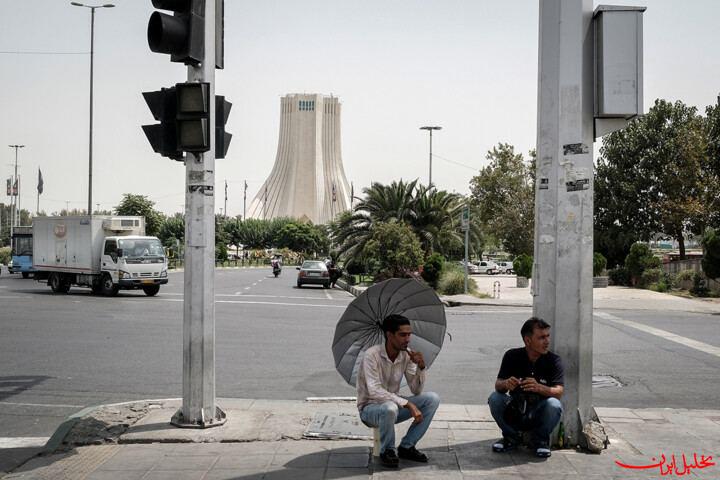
[247,94,351,224]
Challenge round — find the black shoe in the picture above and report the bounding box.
[492,436,518,453]
[398,445,429,463]
[380,448,399,468]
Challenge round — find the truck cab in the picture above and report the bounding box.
[102,236,168,296]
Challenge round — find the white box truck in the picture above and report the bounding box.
[32,216,168,296]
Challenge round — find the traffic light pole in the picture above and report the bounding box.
[533,0,594,448]
[172,0,226,428]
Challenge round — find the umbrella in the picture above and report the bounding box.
[332,278,446,386]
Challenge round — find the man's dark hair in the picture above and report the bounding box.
[382,314,411,335]
[521,317,551,339]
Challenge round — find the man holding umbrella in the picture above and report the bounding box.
[356,314,441,468]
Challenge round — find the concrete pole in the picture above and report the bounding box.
[172,0,226,428]
[88,7,94,217]
[533,0,594,448]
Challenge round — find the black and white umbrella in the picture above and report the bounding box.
[332,278,447,386]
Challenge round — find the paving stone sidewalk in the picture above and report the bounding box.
[2,398,719,479]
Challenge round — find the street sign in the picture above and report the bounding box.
[461,206,469,230]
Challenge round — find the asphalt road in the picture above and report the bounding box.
[1,266,719,442]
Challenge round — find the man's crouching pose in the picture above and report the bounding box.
[489,317,564,458]
[357,314,441,468]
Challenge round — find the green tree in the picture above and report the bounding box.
[273,221,326,255]
[363,221,423,281]
[701,227,720,280]
[624,243,660,286]
[469,143,534,256]
[158,214,185,247]
[597,99,709,261]
[705,97,720,228]
[330,180,472,266]
[114,194,165,236]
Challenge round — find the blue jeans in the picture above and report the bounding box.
[360,392,440,454]
[487,391,562,446]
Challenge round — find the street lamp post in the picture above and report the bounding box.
[8,145,25,240]
[419,126,442,187]
[70,2,115,216]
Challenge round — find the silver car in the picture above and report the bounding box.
[296,260,331,288]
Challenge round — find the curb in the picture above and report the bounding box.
[336,279,362,297]
[42,398,179,454]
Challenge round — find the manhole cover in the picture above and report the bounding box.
[592,375,623,388]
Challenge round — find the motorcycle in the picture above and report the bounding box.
[272,261,282,277]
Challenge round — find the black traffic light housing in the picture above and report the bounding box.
[148,0,205,66]
[142,86,183,160]
[143,82,232,160]
[176,82,210,152]
[215,95,232,159]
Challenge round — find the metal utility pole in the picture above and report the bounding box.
[224,180,228,218]
[419,126,441,187]
[71,2,115,217]
[534,0,594,447]
[243,180,247,220]
[172,0,225,428]
[461,205,470,294]
[8,145,24,238]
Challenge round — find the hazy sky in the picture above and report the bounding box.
[1,1,718,217]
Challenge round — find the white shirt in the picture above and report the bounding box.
[356,344,426,411]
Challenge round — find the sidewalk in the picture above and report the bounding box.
[439,275,720,314]
[2,398,718,479]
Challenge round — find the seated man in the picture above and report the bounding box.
[488,317,564,458]
[357,314,441,468]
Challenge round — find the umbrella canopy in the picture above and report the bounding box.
[332,278,446,386]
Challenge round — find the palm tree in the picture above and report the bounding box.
[330,180,476,264]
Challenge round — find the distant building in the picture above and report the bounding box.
[246,94,351,224]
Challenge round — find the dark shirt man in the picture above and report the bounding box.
[488,317,564,458]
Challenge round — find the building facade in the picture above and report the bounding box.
[246,94,351,224]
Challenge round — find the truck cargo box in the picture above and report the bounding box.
[33,216,145,274]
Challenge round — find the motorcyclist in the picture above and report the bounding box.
[271,254,283,276]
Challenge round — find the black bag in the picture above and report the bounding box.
[504,390,540,430]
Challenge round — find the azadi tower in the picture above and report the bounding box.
[246,94,351,224]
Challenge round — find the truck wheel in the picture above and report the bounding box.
[49,273,63,293]
[142,285,160,297]
[22,272,30,279]
[91,279,103,295]
[101,273,119,297]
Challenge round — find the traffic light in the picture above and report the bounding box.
[142,86,183,160]
[176,82,210,152]
[143,83,231,159]
[147,0,205,66]
[215,95,232,159]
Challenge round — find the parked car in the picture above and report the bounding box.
[457,261,479,274]
[475,260,498,275]
[496,261,514,274]
[296,260,330,288]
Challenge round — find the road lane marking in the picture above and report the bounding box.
[0,295,33,299]
[159,299,345,308]
[595,312,720,358]
[0,401,84,408]
[0,437,50,448]
[244,287,251,290]
[324,289,333,300]
[446,309,532,314]
[165,293,349,301]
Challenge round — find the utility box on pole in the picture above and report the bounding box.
[593,5,646,137]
